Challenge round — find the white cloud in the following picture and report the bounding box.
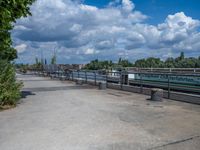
[122,0,135,13]
[14,44,27,54]
[84,48,97,55]
[80,4,98,12]
[12,0,200,64]
[158,12,200,45]
[158,12,200,31]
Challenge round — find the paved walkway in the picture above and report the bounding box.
[0,74,200,150]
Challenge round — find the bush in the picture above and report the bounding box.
[19,65,28,74]
[0,60,22,106]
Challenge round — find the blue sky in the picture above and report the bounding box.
[84,0,200,24]
[12,0,200,64]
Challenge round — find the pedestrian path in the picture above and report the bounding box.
[0,74,200,150]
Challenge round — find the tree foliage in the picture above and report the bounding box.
[0,0,35,60]
[0,0,35,107]
[51,54,57,65]
[85,52,200,70]
[134,57,163,68]
[84,59,113,70]
[118,57,133,68]
[134,52,200,68]
[0,60,22,106]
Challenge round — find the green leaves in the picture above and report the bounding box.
[134,52,200,68]
[85,52,200,70]
[0,0,35,61]
[0,0,34,107]
[0,60,22,106]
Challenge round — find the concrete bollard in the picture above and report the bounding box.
[50,74,56,79]
[59,75,66,81]
[150,88,163,101]
[76,78,83,85]
[99,82,107,90]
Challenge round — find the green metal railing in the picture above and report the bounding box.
[31,65,200,99]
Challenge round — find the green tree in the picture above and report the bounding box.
[0,0,35,61]
[33,57,42,70]
[118,57,122,64]
[84,59,115,70]
[134,59,146,68]
[145,57,163,68]
[51,55,57,65]
[134,58,163,68]
[164,57,175,68]
[0,60,22,106]
[0,0,35,107]
[118,59,133,67]
[180,52,185,61]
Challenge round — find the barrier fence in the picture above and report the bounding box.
[31,65,200,100]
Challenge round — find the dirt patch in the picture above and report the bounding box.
[0,105,15,111]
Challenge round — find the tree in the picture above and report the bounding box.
[180,52,185,61]
[35,57,39,64]
[145,57,163,68]
[164,57,175,68]
[0,0,35,61]
[118,59,133,67]
[118,57,122,64]
[0,60,22,106]
[84,52,200,70]
[34,57,42,70]
[134,58,163,68]
[134,59,146,68]
[84,59,115,70]
[51,54,57,65]
[0,0,35,107]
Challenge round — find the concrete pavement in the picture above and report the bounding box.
[0,74,200,150]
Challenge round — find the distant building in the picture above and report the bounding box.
[58,64,86,71]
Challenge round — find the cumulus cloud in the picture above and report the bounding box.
[158,12,200,45]
[84,48,96,55]
[122,0,135,13]
[12,0,200,64]
[14,44,27,54]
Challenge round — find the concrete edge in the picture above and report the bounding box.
[107,83,200,105]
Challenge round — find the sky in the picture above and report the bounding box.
[12,0,200,64]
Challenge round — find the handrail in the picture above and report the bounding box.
[31,66,200,99]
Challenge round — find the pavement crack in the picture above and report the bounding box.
[148,135,200,150]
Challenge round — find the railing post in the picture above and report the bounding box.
[94,71,97,85]
[78,70,80,79]
[168,74,170,99]
[127,72,130,85]
[66,71,69,80]
[106,71,108,87]
[140,73,143,93]
[85,71,87,83]
[120,71,123,89]
[72,71,74,81]
[58,67,60,78]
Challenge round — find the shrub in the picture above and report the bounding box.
[0,60,22,106]
[19,65,28,74]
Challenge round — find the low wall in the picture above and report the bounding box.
[107,83,200,105]
[167,92,200,104]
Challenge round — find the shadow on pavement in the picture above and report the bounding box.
[22,85,95,93]
[21,91,36,98]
